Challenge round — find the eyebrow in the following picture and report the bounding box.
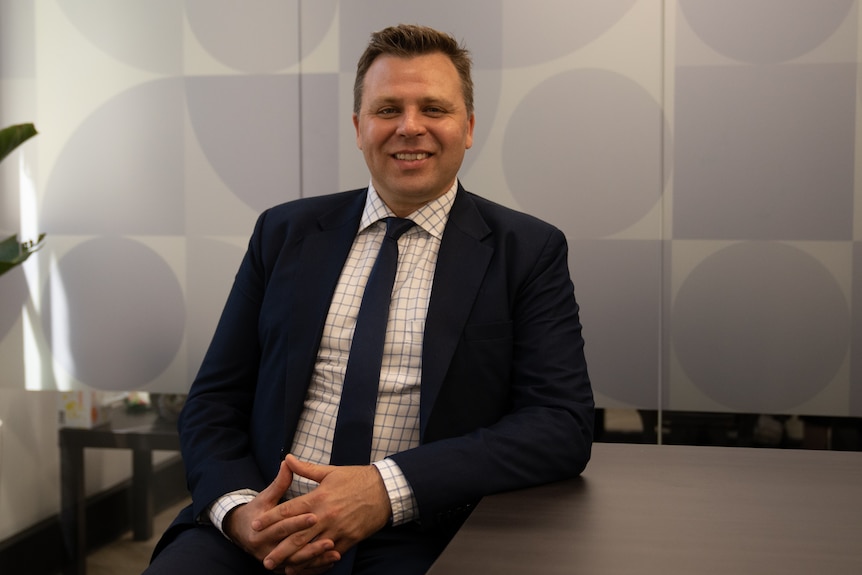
[368,95,457,109]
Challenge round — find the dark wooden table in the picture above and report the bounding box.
[428,442,862,574]
[59,408,180,575]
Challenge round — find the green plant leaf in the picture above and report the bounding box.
[0,233,45,277]
[0,123,38,164]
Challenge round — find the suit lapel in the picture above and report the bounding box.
[420,187,492,437]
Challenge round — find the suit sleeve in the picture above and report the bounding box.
[390,225,594,527]
[177,210,273,520]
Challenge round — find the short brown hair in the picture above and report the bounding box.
[353,24,474,116]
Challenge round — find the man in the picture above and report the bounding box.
[146,24,593,575]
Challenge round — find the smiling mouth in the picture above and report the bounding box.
[394,152,430,161]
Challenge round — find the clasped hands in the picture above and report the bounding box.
[223,454,392,574]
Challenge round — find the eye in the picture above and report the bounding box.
[424,106,446,116]
[376,107,399,117]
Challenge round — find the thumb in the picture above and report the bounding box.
[258,457,293,505]
[285,454,333,483]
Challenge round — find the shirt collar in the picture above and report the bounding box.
[359,180,458,241]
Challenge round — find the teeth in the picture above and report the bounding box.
[395,153,429,161]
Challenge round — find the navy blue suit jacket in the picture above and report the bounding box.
[169,184,593,538]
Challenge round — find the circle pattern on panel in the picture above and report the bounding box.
[501,0,637,67]
[185,76,301,213]
[57,0,183,74]
[679,0,855,64]
[338,1,504,70]
[672,242,848,411]
[504,69,665,239]
[40,238,185,390]
[43,79,185,235]
[185,0,337,72]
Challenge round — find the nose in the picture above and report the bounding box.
[396,109,426,137]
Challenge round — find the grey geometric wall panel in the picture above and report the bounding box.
[678,0,855,64]
[186,75,302,212]
[570,240,662,409]
[43,79,186,235]
[57,0,183,74]
[501,1,637,67]
[39,237,185,390]
[671,242,849,412]
[505,69,665,239]
[1,1,859,417]
[674,65,855,241]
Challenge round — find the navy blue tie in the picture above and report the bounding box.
[330,217,415,466]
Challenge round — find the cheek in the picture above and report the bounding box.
[360,126,387,153]
[440,125,472,151]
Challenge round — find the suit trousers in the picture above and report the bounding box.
[143,521,456,575]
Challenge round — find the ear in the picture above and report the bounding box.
[465,113,476,150]
[353,113,362,149]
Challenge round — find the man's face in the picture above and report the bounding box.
[353,52,475,216]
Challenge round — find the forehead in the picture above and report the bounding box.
[362,53,462,100]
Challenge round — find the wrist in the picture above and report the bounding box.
[222,503,247,541]
[207,489,257,537]
[372,458,418,525]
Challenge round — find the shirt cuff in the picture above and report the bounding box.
[206,489,258,534]
[372,458,418,526]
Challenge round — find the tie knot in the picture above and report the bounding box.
[384,217,415,240]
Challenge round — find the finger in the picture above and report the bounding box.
[262,533,337,571]
[231,511,317,560]
[252,489,316,531]
[278,543,340,573]
[285,454,331,483]
[282,538,341,567]
[283,555,340,575]
[257,458,294,507]
[281,548,341,575]
[251,476,324,537]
